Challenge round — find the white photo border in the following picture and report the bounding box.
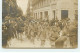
[0,0,80,52]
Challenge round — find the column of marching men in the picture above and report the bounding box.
[2,16,78,48]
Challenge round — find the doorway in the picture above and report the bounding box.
[53,10,55,20]
[44,11,48,20]
[40,12,43,20]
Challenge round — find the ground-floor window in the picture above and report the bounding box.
[61,10,68,20]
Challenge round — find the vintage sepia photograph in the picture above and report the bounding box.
[2,0,78,48]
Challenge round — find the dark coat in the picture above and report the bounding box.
[55,36,67,48]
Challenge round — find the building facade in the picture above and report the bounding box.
[30,0,78,21]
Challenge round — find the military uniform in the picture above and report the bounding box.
[49,26,59,48]
[69,20,78,48]
[40,26,46,47]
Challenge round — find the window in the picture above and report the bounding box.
[61,10,68,20]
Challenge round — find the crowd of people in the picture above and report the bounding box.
[2,16,78,48]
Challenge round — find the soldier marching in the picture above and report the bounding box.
[2,15,78,48]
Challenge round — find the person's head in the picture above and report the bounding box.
[9,20,11,23]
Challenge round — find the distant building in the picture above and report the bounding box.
[27,0,33,17]
[29,0,78,21]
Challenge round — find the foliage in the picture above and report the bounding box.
[2,0,23,19]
